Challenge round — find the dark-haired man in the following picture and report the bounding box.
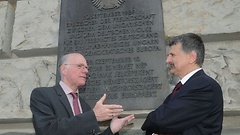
[141,33,223,135]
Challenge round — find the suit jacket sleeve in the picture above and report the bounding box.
[30,87,116,135]
[141,72,223,134]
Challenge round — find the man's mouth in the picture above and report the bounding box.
[79,76,86,79]
[167,63,175,70]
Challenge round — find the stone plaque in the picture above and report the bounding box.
[57,0,169,110]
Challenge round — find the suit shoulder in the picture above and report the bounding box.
[202,73,220,85]
[32,86,54,92]
[193,71,219,83]
[188,71,221,88]
[31,86,56,96]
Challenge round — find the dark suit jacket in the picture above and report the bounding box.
[141,70,223,135]
[30,84,116,135]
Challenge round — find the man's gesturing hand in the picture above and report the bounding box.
[93,94,123,121]
[110,114,135,134]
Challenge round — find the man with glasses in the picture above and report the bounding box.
[30,53,134,135]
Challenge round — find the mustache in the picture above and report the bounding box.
[167,63,175,69]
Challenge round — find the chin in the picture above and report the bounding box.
[79,82,86,86]
[169,69,174,74]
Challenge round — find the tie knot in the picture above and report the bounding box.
[171,81,182,98]
[70,92,78,99]
[175,82,182,90]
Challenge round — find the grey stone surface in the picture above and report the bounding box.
[0,0,240,134]
[0,1,10,58]
[0,56,56,119]
[162,0,240,36]
[12,0,60,57]
[58,0,169,110]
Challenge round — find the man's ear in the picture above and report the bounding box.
[60,65,66,76]
[189,51,197,64]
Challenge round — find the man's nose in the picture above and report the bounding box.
[166,56,171,63]
[84,68,88,73]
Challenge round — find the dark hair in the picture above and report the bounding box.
[168,33,205,67]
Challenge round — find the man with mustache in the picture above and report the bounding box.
[141,33,223,135]
[30,53,134,135]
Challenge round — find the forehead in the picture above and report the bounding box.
[169,43,182,52]
[68,54,87,64]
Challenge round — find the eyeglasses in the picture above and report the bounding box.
[64,64,88,70]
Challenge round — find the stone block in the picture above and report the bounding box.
[204,40,240,109]
[0,56,56,119]
[0,1,10,59]
[11,0,60,57]
[163,0,240,36]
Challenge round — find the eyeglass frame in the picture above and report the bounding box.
[64,63,89,70]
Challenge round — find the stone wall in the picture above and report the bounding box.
[0,0,240,134]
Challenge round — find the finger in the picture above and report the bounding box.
[111,113,122,118]
[127,114,135,122]
[109,110,123,117]
[111,108,124,113]
[104,104,123,109]
[110,110,124,117]
[124,114,135,125]
[108,114,114,119]
[97,94,106,104]
[126,114,134,120]
[125,114,134,119]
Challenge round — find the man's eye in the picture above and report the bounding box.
[77,64,88,70]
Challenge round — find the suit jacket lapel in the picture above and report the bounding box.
[173,69,205,96]
[54,84,74,116]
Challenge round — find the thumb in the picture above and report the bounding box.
[97,93,106,104]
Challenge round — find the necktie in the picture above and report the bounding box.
[70,92,81,115]
[171,81,182,98]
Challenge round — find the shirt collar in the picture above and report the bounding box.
[59,81,78,95]
[180,68,202,85]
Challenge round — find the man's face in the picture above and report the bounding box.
[61,54,89,90]
[166,43,190,78]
